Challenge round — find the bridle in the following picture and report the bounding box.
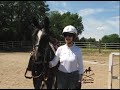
[25,16,56,80]
[31,42,49,79]
[24,42,49,79]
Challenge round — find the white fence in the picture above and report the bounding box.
[0,41,32,51]
[0,41,120,51]
[108,52,120,89]
[60,41,120,49]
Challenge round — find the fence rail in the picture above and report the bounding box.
[0,41,32,51]
[0,41,119,51]
[60,41,120,49]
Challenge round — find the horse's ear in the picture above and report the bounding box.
[43,16,49,29]
[32,17,40,27]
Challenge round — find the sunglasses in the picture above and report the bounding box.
[63,33,74,37]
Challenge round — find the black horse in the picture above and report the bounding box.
[24,16,59,89]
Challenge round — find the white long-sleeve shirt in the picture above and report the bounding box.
[50,44,84,74]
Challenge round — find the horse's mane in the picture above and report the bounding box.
[31,16,50,47]
[25,16,59,89]
[32,16,49,32]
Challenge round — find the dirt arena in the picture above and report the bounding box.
[0,52,119,89]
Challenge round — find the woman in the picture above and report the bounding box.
[49,25,84,89]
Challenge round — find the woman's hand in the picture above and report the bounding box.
[79,74,83,82]
[76,74,83,89]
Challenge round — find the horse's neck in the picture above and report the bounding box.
[49,42,56,54]
[37,30,43,45]
[42,28,49,35]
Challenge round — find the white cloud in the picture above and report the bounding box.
[106,16,119,33]
[59,10,68,15]
[61,1,67,7]
[111,16,120,20]
[47,1,67,8]
[79,16,119,41]
[78,7,119,41]
[47,1,119,41]
[79,8,104,17]
[113,5,119,9]
[47,1,58,6]
[107,20,119,29]
[96,26,105,30]
[78,7,118,17]
[46,1,68,14]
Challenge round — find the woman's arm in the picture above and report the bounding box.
[49,47,61,68]
[77,49,84,81]
[49,55,60,68]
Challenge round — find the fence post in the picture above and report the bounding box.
[108,52,120,89]
[12,41,13,48]
[89,42,91,50]
[99,39,101,53]
[21,41,22,47]
[105,43,106,49]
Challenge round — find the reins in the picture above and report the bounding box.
[33,45,48,79]
[24,42,56,79]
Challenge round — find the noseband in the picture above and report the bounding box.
[31,41,56,79]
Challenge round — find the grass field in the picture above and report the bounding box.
[0,49,119,89]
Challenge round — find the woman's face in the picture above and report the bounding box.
[63,33,74,44]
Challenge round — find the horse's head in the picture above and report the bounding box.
[32,16,50,63]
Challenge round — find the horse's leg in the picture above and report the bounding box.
[54,76,58,89]
[33,77,43,89]
[45,76,55,89]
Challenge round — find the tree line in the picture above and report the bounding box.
[80,34,120,43]
[0,1,119,43]
[0,1,49,41]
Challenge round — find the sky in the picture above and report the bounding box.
[46,1,119,41]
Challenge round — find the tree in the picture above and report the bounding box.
[86,37,96,42]
[79,37,86,42]
[61,12,84,35]
[101,34,119,43]
[48,11,84,41]
[48,11,63,40]
[0,1,49,41]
